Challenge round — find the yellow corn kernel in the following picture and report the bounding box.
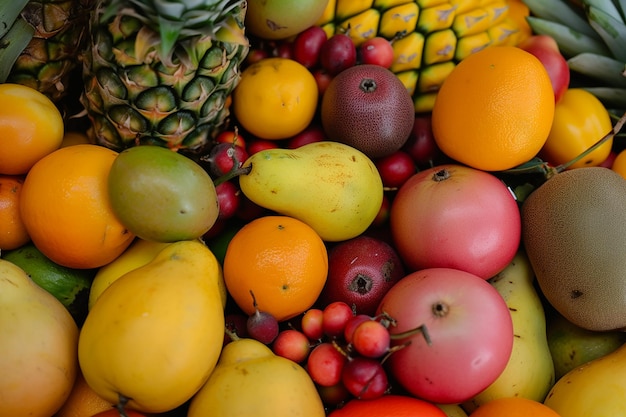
[390,31,424,72]
[418,0,452,8]
[450,0,484,15]
[379,2,419,38]
[453,8,494,37]
[336,0,375,20]
[320,23,336,40]
[423,29,456,65]
[337,9,381,45]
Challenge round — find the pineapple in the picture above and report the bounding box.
[80,0,249,158]
[6,0,95,103]
[523,0,626,115]
[316,0,529,113]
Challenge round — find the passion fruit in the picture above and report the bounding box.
[321,64,415,159]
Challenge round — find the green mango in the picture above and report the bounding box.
[546,306,626,380]
[1,243,94,325]
[238,141,383,242]
[108,146,219,242]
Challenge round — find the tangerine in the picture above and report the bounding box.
[431,46,554,171]
[0,175,30,250]
[0,83,64,175]
[19,144,135,269]
[223,215,328,321]
[232,57,318,140]
[467,397,562,417]
[327,394,447,417]
[55,371,115,417]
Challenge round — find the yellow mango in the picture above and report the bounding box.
[90,238,227,310]
[544,342,626,416]
[0,259,78,417]
[188,338,325,417]
[78,240,225,413]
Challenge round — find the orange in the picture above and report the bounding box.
[0,83,64,175]
[467,397,562,417]
[232,57,318,140]
[431,46,555,171]
[20,144,135,269]
[55,371,115,417]
[611,149,626,179]
[223,215,328,322]
[328,394,447,417]
[0,175,30,250]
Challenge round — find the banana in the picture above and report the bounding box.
[461,250,555,414]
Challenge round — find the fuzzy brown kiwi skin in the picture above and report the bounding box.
[521,167,626,331]
[320,64,415,159]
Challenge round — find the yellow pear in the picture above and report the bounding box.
[78,240,225,413]
[188,338,326,417]
[544,342,626,416]
[0,259,78,417]
[90,238,227,310]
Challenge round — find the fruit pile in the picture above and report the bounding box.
[2,1,626,417]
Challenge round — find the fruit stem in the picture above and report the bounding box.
[389,323,432,346]
[115,394,130,417]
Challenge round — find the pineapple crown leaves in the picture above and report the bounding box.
[101,0,247,66]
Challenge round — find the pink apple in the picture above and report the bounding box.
[518,35,570,102]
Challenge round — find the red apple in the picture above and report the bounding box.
[517,34,570,102]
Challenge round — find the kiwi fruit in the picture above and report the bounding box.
[320,64,415,159]
[521,167,626,331]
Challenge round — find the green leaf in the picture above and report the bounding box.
[0,18,34,83]
[526,16,611,57]
[568,53,626,87]
[587,5,626,61]
[523,0,600,39]
[0,0,29,38]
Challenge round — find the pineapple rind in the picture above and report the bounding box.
[81,1,248,156]
[317,0,526,113]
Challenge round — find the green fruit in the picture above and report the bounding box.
[245,0,329,40]
[108,146,219,242]
[546,308,626,381]
[1,243,94,324]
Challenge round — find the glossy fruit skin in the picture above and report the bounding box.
[359,37,394,68]
[320,33,357,75]
[540,88,613,169]
[108,145,219,242]
[0,83,64,175]
[517,35,570,103]
[320,235,405,315]
[390,164,521,279]
[78,241,225,413]
[376,268,514,404]
[328,394,447,417]
[0,260,79,417]
[293,26,328,68]
[321,64,415,159]
[245,0,329,40]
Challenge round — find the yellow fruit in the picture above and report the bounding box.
[188,338,326,417]
[0,259,78,417]
[0,83,64,175]
[232,57,318,140]
[78,240,225,413]
[90,238,227,310]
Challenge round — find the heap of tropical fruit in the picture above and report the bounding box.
[2,0,626,416]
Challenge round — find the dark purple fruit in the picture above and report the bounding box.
[321,64,415,159]
[319,236,405,315]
